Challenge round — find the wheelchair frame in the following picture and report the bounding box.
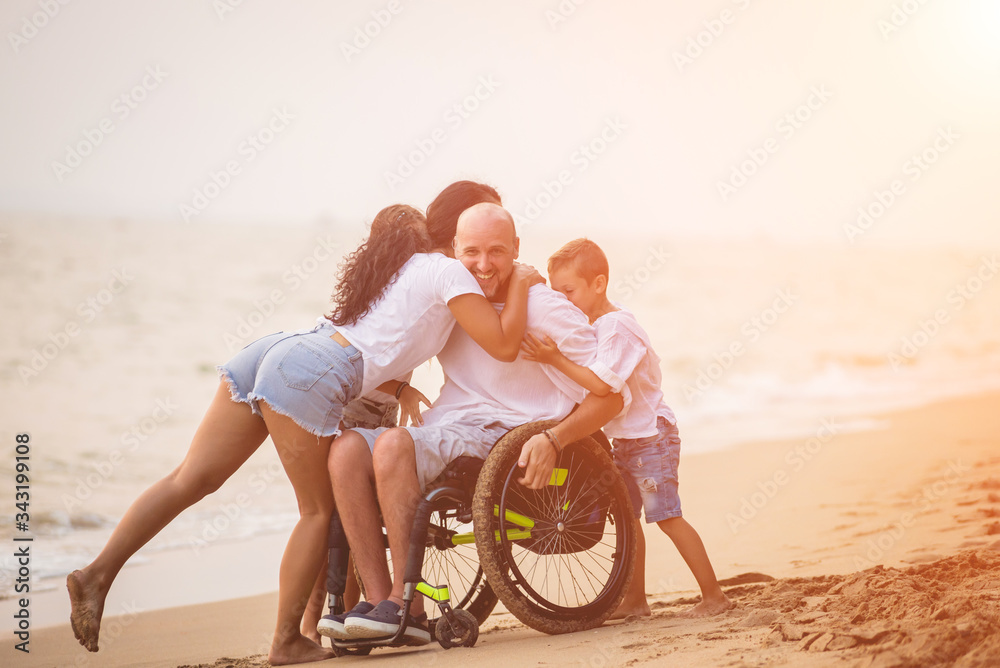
[323,420,636,653]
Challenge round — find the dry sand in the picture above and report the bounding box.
[8,390,999,667]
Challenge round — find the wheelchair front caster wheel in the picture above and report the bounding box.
[435,608,479,648]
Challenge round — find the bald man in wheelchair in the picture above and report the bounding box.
[321,203,624,645]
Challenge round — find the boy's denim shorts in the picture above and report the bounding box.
[612,416,683,523]
[217,319,363,438]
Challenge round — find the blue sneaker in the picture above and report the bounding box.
[317,601,375,640]
[343,600,431,645]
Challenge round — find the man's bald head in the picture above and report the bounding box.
[453,203,520,301]
[455,202,517,245]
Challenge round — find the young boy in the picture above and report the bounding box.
[522,238,731,618]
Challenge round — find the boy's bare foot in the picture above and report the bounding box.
[609,600,652,620]
[678,593,733,618]
[67,570,106,652]
[268,634,335,665]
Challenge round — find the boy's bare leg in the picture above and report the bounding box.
[611,518,652,619]
[657,517,731,617]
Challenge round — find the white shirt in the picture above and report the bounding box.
[589,307,676,439]
[421,284,598,430]
[336,253,483,395]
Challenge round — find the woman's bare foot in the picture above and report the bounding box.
[268,633,335,666]
[67,569,106,652]
[678,593,733,618]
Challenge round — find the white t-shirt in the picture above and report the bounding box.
[589,307,676,439]
[421,284,599,430]
[336,253,483,396]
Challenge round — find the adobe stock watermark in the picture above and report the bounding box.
[340,0,403,62]
[223,235,340,352]
[51,65,168,183]
[7,0,72,55]
[61,398,179,513]
[383,75,501,190]
[672,0,757,72]
[877,0,933,40]
[519,116,627,223]
[727,418,839,534]
[212,0,248,21]
[843,126,958,243]
[853,459,969,569]
[716,85,833,202]
[682,287,797,402]
[545,0,588,30]
[178,107,295,222]
[887,255,997,370]
[18,267,135,385]
[613,246,671,300]
[187,441,311,555]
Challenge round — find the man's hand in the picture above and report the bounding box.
[398,385,432,426]
[517,432,558,489]
[521,332,562,365]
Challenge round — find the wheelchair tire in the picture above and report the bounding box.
[435,608,479,649]
[472,421,635,635]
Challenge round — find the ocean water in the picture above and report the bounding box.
[2,218,999,595]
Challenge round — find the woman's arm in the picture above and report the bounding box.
[374,380,432,426]
[447,263,543,362]
[521,333,612,397]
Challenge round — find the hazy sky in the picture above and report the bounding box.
[2,0,998,246]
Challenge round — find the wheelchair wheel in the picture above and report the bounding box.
[472,421,635,635]
[435,608,479,649]
[421,505,499,626]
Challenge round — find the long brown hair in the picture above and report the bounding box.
[425,180,502,249]
[327,204,430,326]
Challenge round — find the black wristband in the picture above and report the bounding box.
[543,429,563,452]
[394,381,409,399]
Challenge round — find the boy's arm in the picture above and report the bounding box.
[522,333,612,397]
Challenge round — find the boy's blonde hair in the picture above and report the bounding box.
[547,238,610,284]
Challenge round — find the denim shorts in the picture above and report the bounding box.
[217,319,364,438]
[612,416,682,523]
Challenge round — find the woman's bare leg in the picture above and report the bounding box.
[301,554,328,644]
[258,402,336,666]
[67,382,269,652]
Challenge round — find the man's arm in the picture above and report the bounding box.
[517,391,624,489]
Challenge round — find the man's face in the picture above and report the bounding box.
[453,208,519,301]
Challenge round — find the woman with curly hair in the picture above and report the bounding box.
[67,197,537,666]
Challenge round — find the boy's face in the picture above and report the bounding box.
[549,264,603,318]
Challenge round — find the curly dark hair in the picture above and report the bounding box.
[326,204,430,326]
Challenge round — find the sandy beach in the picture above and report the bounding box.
[8,389,999,668]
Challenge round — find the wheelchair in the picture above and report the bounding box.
[323,419,636,653]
